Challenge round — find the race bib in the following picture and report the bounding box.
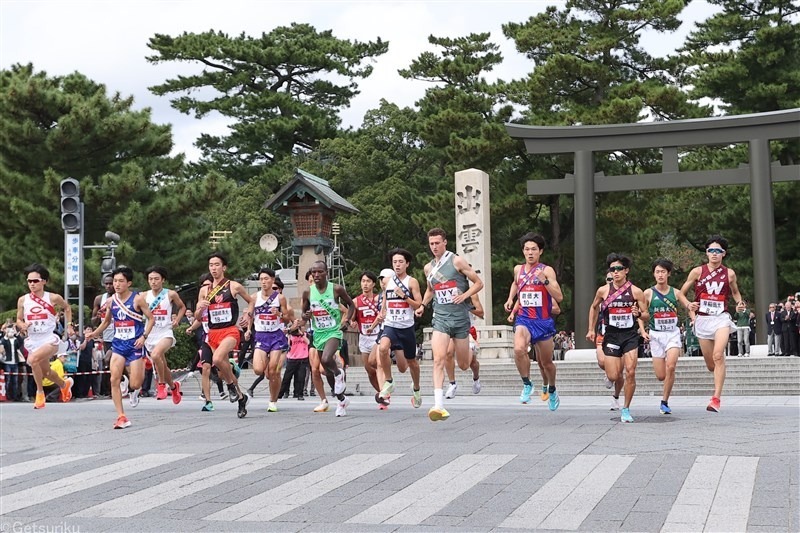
[608,307,634,329]
[152,308,170,327]
[519,290,543,308]
[26,313,50,334]
[434,280,459,305]
[313,310,335,329]
[699,296,725,315]
[115,320,135,340]
[653,311,678,331]
[361,322,376,335]
[208,303,232,324]
[255,313,279,332]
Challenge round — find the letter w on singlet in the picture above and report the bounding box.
[705,281,724,295]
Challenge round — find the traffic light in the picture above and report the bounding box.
[100,254,116,276]
[60,178,81,232]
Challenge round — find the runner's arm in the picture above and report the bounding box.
[453,255,483,304]
[170,290,187,328]
[504,265,520,312]
[586,288,605,342]
[727,269,746,312]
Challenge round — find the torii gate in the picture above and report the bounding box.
[506,109,800,348]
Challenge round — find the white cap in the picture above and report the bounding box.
[379,268,394,279]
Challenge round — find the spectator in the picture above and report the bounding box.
[42,353,67,402]
[766,303,782,356]
[1,325,24,401]
[280,325,309,400]
[91,342,104,397]
[793,300,800,357]
[780,298,797,356]
[748,311,756,348]
[74,326,95,398]
[733,301,751,357]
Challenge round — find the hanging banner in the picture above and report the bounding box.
[66,233,80,286]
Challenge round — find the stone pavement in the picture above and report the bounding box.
[1,394,798,532]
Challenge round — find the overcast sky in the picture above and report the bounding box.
[1,0,715,161]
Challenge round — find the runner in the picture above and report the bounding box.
[244,268,291,413]
[417,228,484,421]
[680,235,745,412]
[247,276,293,398]
[88,266,155,428]
[16,263,75,410]
[586,254,649,423]
[196,253,254,418]
[296,260,356,416]
[503,233,563,411]
[185,273,220,411]
[444,293,483,398]
[377,249,425,409]
[143,266,186,404]
[641,258,695,414]
[349,270,386,409]
[595,270,624,409]
[91,274,115,358]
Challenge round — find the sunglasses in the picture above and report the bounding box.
[608,266,626,272]
[605,277,613,282]
[27,279,43,283]
[706,248,724,254]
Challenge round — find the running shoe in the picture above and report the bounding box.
[129,388,140,408]
[548,390,560,411]
[227,383,239,403]
[620,407,634,423]
[603,375,613,389]
[519,383,533,404]
[313,399,330,413]
[267,402,278,413]
[379,380,395,399]
[540,386,549,402]
[201,401,214,412]
[60,377,74,403]
[374,393,390,407]
[610,396,621,411]
[171,381,182,405]
[219,390,229,400]
[445,383,458,399]
[245,388,254,399]
[334,371,346,395]
[156,383,167,400]
[660,402,672,415]
[120,375,129,398]
[472,379,482,395]
[198,395,206,402]
[428,406,450,421]
[113,415,131,429]
[336,396,350,417]
[707,396,721,413]
[411,389,422,408]
[34,392,45,409]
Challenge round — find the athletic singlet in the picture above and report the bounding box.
[602,283,636,330]
[145,289,173,332]
[253,291,281,333]
[207,279,239,329]
[384,275,414,328]
[99,293,115,341]
[648,286,679,332]
[23,292,57,336]
[427,253,469,318]
[355,293,380,335]
[516,263,553,320]
[694,265,730,316]
[200,308,209,335]
[111,292,144,341]
[309,282,341,334]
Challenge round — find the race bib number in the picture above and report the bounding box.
[208,303,232,324]
[434,280,459,305]
[26,313,49,334]
[699,296,724,315]
[313,310,335,329]
[519,290,543,308]
[653,311,678,331]
[608,307,634,329]
[255,313,279,332]
[152,308,170,327]
[115,320,135,340]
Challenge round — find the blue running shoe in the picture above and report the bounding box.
[660,402,672,415]
[520,383,533,404]
[548,390,560,411]
[620,407,634,423]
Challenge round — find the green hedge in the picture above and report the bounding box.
[166,330,198,371]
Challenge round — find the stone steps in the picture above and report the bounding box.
[177,356,800,397]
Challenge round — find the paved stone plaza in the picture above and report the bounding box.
[1,395,798,532]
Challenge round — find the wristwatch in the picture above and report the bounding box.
[543,279,550,286]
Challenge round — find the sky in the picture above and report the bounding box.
[1,0,716,161]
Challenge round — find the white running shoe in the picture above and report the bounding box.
[472,379,482,395]
[603,375,613,389]
[313,399,330,413]
[445,383,458,399]
[334,371,346,395]
[336,396,350,417]
[120,375,129,398]
[610,396,620,411]
[129,388,140,408]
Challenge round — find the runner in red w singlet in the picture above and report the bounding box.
[680,235,745,413]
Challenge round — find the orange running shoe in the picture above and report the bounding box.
[707,396,721,413]
[156,383,167,400]
[171,381,182,405]
[60,377,74,402]
[113,415,131,429]
[34,392,46,409]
